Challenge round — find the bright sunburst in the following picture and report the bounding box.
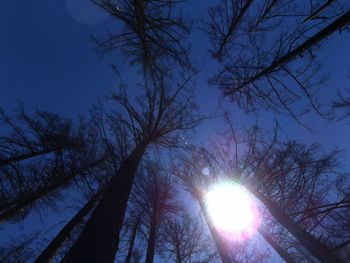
[205,182,259,240]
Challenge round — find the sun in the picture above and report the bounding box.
[205,182,259,239]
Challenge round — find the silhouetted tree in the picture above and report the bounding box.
[131,248,143,263]
[0,108,106,223]
[34,189,104,263]
[258,228,296,263]
[333,88,350,119]
[0,106,84,168]
[174,146,270,263]
[129,163,179,263]
[124,213,142,263]
[239,129,349,262]
[63,68,201,262]
[60,2,199,259]
[0,232,39,263]
[175,120,348,262]
[91,0,191,71]
[203,0,350,118]
[33,105,135,263]
[160,212,218,263]
[2,1,350,262]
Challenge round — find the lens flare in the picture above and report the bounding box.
[205,182,259,240]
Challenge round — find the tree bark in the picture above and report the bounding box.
[63,143,147,263]
[253,190,346,263]
[34,190,103,263]
[196,194,235,263]
[258,228,296,263]
[125,216,141,263]
[144,221,157,263]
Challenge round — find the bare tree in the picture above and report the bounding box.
[0,232,39,263]
[0,108,107,223]
[203,0,350,118]
[130,162,179,263]
[173,146,270,263]
[173,114,349,262]
[4,1,350,263]
[241,131,350,262]
[33,189,104,263]
[91,0,191,71]
[33,103,138,263]
[63,67,201,262]
[194,121,348,262]
[160,212,218,263]
[332,88,350,119]
[123,212,142,263]
[258,229,296,263]
[0,106,85,168]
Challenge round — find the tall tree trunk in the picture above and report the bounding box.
[144,221,157,263]
[125,216,141,263]
[252,189,346,263]
[34,190,103,263]
[63,143,147,263]
[196,194,235,263]
[258,228,296,263]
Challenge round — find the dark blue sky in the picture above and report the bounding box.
[1,0,350,261]
[1,0,349,145]
[0,0,116,116]
[0,0,215,116]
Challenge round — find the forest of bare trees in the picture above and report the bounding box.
[1,0,350,262]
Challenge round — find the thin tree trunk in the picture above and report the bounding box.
[196,194,235,263]
[125,216,141,263]
[303,0,336,23]
[258,228,296,263]
[253,190,346,263]
[0,175,75,223]
[215,0,254,58]
[144,221,157,263]
[34,190,103,263]
[0,148,59,167]
[226,10,350,95]
[0,156,104,223]
[0,232,39,262]
[331,239,350,252]
[63,143,147,263]
[175,243,181,263]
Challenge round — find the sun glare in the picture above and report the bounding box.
[205,182,259,240]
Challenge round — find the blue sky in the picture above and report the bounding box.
[0,0,117,116]
[1,0,350,261]
[1,0,349,146]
